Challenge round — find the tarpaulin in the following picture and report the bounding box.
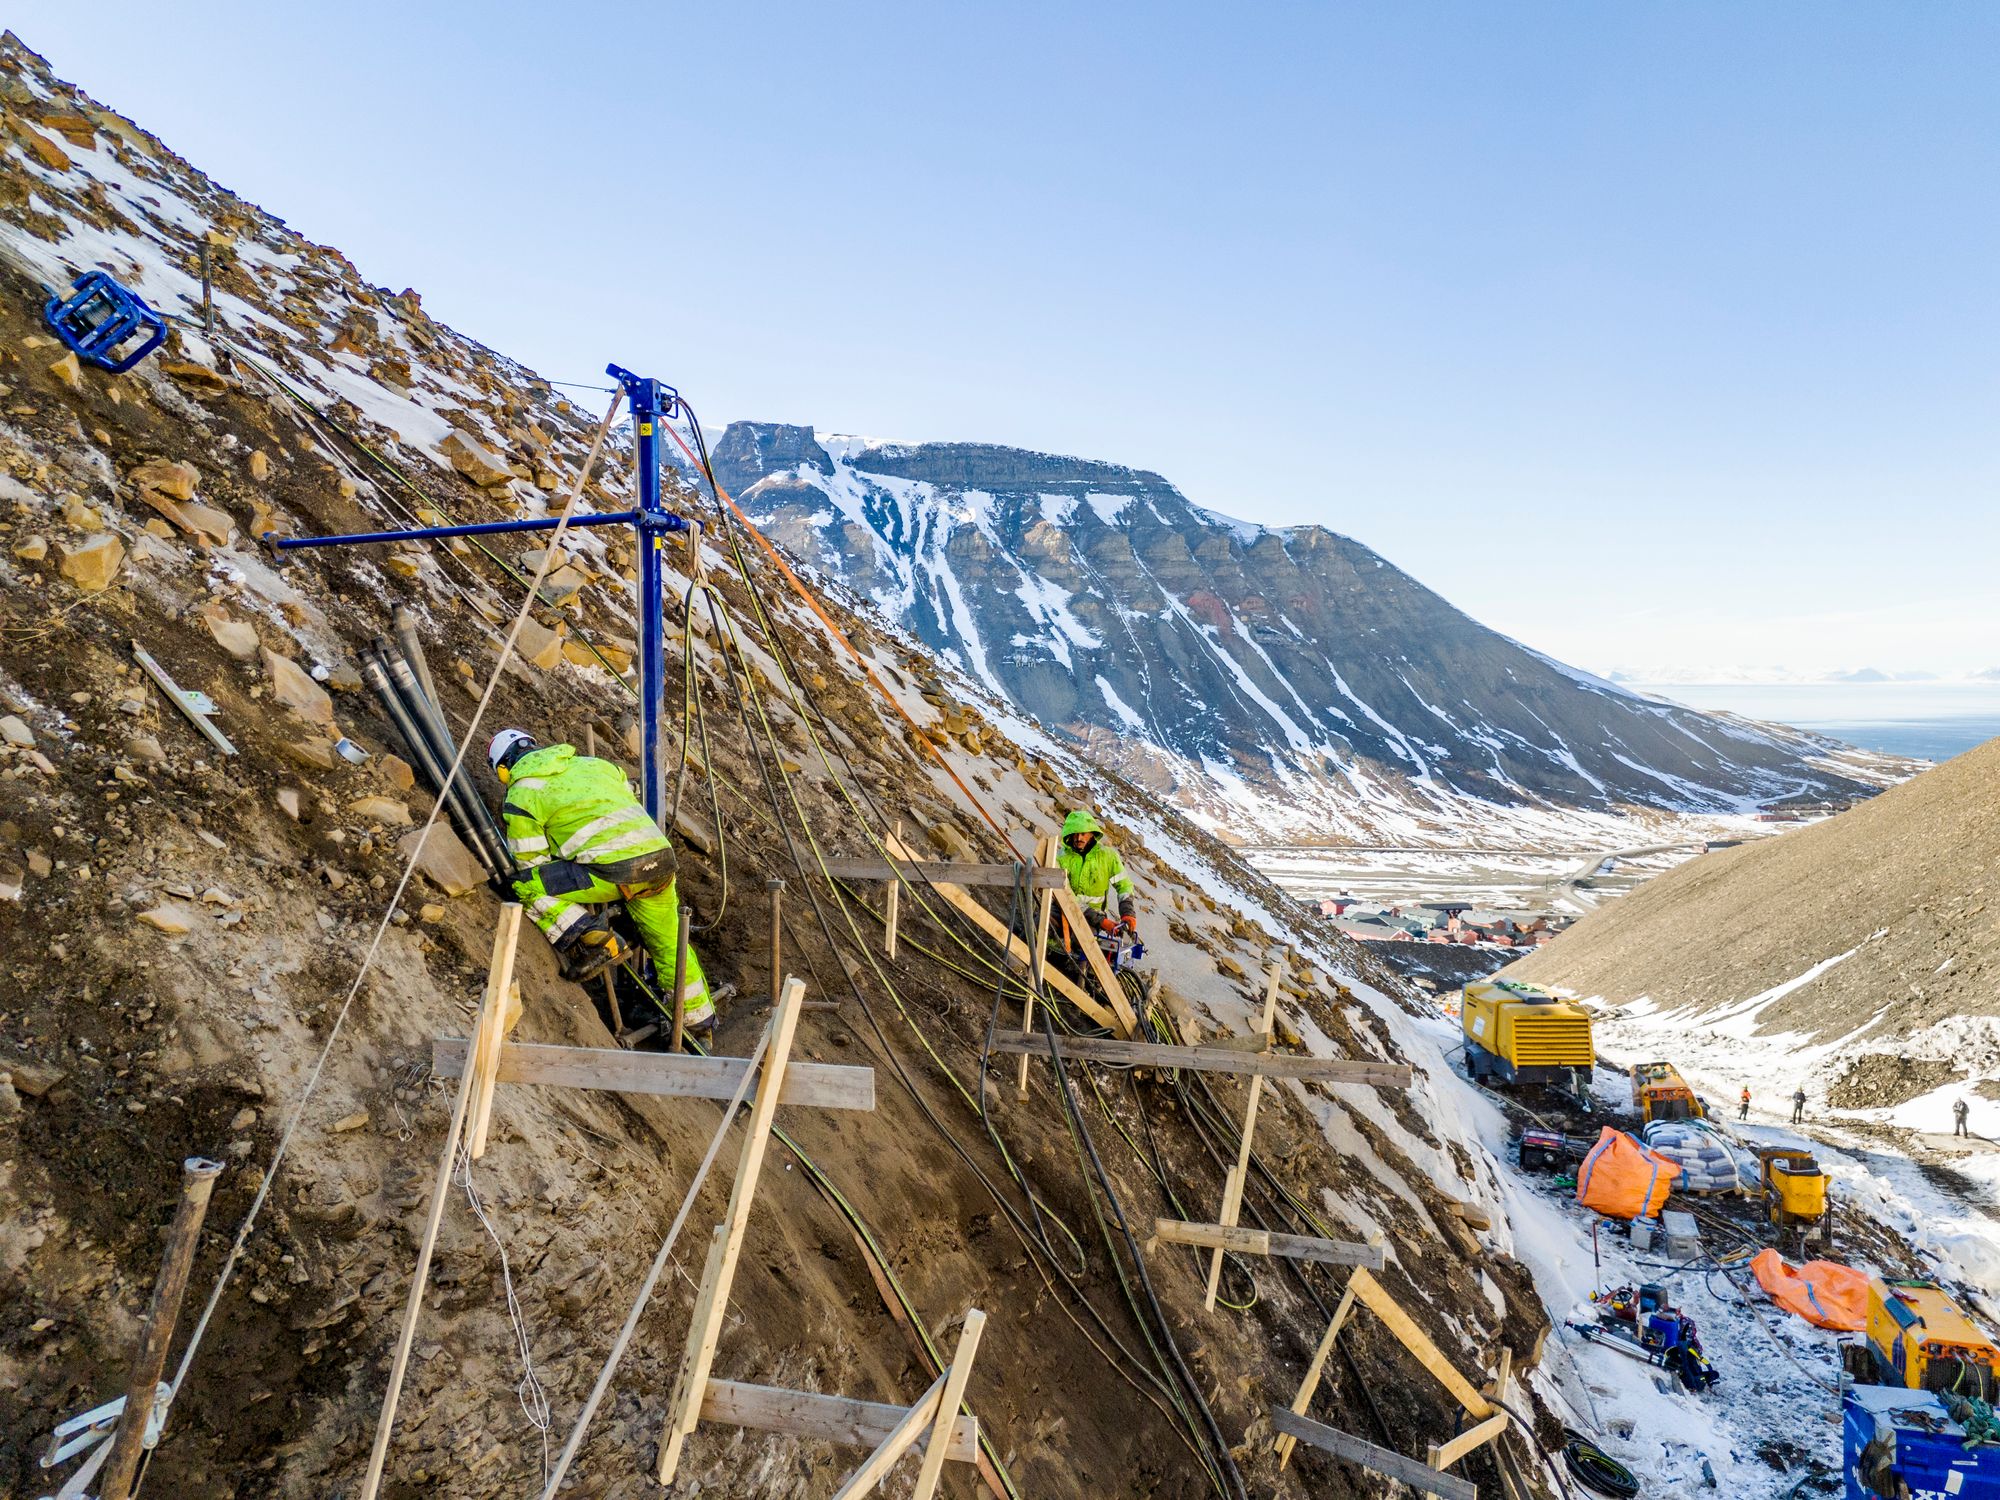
[1575,1126,1681,1220]
[1750,1248,1867,1331]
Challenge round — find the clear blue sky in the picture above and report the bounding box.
[15,3,1999,675]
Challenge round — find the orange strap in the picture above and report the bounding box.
[662,424,1021,858]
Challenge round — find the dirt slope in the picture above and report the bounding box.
[0,34,1555,1500]
[1509,734,2000,1047]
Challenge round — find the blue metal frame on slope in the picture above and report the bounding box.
[45,271,169,373]
[263,361,690,821]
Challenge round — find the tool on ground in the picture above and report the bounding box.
[1573,1287,1719,1393]
[44,270,168,372]
[131,642,236,757]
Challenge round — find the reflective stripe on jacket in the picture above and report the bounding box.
[500,743,669,871]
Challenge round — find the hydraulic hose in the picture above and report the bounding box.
[1562,1432,1640,1497]
[361,646,510,885]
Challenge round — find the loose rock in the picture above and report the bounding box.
[263,649,334,724]
[59,533,125,592]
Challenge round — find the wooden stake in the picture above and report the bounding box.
[910,1309,987,1500]
[1019,836,1055,1095]
[467,904,523,1160]
[97,1157,223,1500]
[1204,952,1285,1310]
[668,901,691,1054]
[1149,1217,1383,1269]
[1271,1409,1476,1500]
[883,819,902,960]
[658,976,808,1482]
[358,906,519,1500]
[767,878,785,1006]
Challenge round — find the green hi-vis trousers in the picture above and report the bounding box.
[514,859,713,1025]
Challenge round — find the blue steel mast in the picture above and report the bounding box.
[266,364,690,822]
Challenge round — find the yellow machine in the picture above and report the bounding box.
[1756,1146,1829,1242]
[1863,1277,1999,1401]
[1630,1061,1705,1123]
[1460,980,1595,1093]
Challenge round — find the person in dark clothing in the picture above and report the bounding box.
[1738,1087,1751,1121]
[1791,1088,1807,1125]
[1955,1098,1972,1138]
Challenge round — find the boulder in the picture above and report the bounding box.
[281,738,339,772]
[0,714,33,747]
[176,502,236,546]
[50,352,81,390]
[398,826,486,897]
[514,617,566,671]
[438,430,514,488]
[380,754,416,792]
[161,363,234,398]
[11,535,47,562]
[59,533,125,592]
[263,649,334,724]
[137,904,197,935]
[199,602,261,660]
[349,796,412,827]
[130,458,200,501]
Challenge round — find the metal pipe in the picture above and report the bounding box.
[767,879,784,1006]
[98,1158,224,1499]
[380,643,512,875]
[361,650,507,883]
[390,607,444,728]
[267,509,641,551]
[668,903,691,1054]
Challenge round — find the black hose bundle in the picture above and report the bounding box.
[1563,1431,1640,1497]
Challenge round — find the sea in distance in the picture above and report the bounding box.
[1627,680,2000,763]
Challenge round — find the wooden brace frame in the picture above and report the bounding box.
[657,978,985,1494]
[1274,1267,1512,1491]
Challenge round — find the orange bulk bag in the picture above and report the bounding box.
[1749,1249,1867,1331]
[1575,1126,1681,1220]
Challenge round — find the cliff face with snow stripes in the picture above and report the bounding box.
[716,424,1887,841]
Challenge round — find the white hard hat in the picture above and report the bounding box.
[487,728,537,772]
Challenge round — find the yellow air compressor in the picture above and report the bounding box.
[1461,979,1595,1095]
[1863,1277,1999,1401]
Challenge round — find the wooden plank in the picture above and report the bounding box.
[823,857,1065,889]
[659,978,808,1482]
[1051,885,1142,1037]
[831,1371,947,1499]
[1270,1408,1478,1500]
[1276,1278,1358,1470]
[911,1310,987,1500]
[432,1038,875,1113]
[466,905,522,1160]
[987,1033,1412,1085]
[883,820,902,960]
[1205,954,1285,1309]
[700,1380,979,1463]
[1432,1410,1510,1471]
[1020,837,1055,1095]
[1347,1268,1493,1418]
[1151,1218,1384,1270]
[881,829,1122,1034]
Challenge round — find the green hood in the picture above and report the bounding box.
[511,743,576,778]
[1060,809,1104,839]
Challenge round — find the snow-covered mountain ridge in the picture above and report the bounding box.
[714,423,1895,843]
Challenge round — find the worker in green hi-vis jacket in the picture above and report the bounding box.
[1057,808,1140,942]
[486,729,714,1032]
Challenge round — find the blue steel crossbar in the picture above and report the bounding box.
[265,510,640,551]
[264,363,692,821]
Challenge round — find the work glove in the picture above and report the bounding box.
[1098,916,1120,937]
[1119,914,1138,936]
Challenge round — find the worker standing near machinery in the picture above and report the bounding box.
[488,730,715,1033]
[1058,809,1140,945]
[1792,1087,1808,1125]
[1739,1087,1752,1121]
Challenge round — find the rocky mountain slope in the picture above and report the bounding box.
[0,34,1566,1499]
[714,423,1892,844]
[1508,734,2000,1105]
